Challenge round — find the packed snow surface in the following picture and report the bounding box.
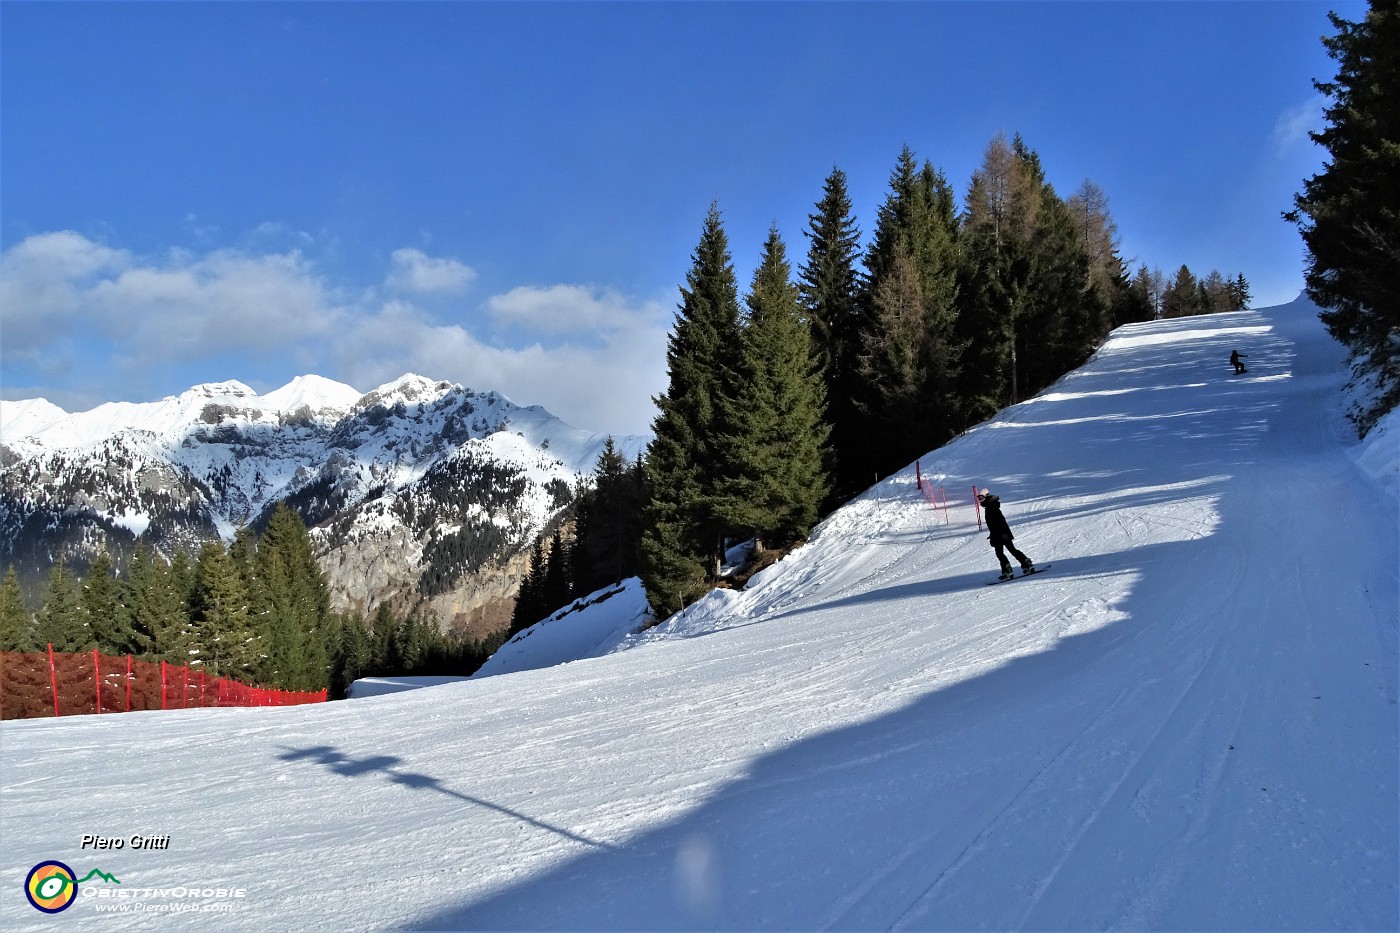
[2,298,1396,931]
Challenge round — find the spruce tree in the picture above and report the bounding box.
[1286,1,1400,429]
[189,540,254,678]
[126,542,184,660]
[0,566,34,651]
[572,440,644,596]
[641,203,744,616]
[1161,265,1200,318]
[34,562,89,651]
[857,147,964,478]
[800,167,864,502]
[81,552,133,654]
[540,527,572,617]
[369,602,399,671]
[1021,182,1105,395]
[510,535,548,635]
[258,504,332,690]
[715,227,830,550]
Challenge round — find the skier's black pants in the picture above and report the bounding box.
[994,541,1031,571]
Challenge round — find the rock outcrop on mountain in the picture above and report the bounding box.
[0,375,646,635]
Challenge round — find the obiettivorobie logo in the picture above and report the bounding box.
[24,861,121,913]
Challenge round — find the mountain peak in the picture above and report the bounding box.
[354,373,462,413]
[178,380,257,401]
[262,375,363,417]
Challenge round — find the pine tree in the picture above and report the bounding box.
[189,540,254,678]
[81,552,131,654]
[1161,265,1200,318]
[34,562,88,651]
[540,527,572,617]
[0,566,34,651]
[857,147,964,477]
[369,602,399,671]
[1286,1,1400,429]
[330,613,373,699]
[126,542,184,660]
[799,167,864,503]
[510,535,548,635]
[1021,182,1105,395]
[571,441,644,596]
[641,203,744,616]
[257,504,332,690]
[715,227,830,550]
[1231,274,1253,311]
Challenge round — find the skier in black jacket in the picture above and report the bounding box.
[979,489,1035,580]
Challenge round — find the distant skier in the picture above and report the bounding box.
[978,489,1035,581]
[1230,350,1248,374]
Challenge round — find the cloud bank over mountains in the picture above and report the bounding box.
[1,230,669,436]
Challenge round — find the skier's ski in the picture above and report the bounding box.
[986,565,1051,586]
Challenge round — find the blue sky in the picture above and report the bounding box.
[0,1,1361,436]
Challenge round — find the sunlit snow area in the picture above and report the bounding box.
[2,297,1395,931]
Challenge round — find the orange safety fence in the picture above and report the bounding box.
[0,646,327,720]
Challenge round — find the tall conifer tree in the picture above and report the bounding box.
[957,133,1045,414]
[126,542,184,659]
[258,504,332,690]
[716,227,830,550]
[34,562,88,651]
[1286,1,1399,429]
[190,540,254,677]
[81,552,134,654]
[858,147,964,477]
[0,566,34,651]
[641,203,744,616]
[800,167,864,503]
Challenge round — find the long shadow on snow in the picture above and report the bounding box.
[276,745,620,852]
[406,308,1395,930]
[402,535,1222,931]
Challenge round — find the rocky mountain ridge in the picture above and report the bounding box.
[0,375,648,636]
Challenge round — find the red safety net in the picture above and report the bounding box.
[0,647,327,720]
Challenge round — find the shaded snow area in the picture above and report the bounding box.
[2,298,1396,932]
[347,676,472,699]
[472,579,653,680]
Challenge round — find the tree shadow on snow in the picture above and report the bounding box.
[275,744,619,852]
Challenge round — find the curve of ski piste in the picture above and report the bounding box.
[2,295,1395,932]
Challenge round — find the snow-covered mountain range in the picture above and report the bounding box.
[0,375,647,633]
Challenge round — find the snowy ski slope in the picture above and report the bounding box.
[2,298,1395,931]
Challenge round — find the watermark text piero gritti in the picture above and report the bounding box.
[81,833,171,850]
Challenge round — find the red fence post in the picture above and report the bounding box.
[161,660,167,710]
[93,648,101,714]
[126,654,132,713]
[48,644,60,718]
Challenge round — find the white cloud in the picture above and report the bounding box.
[1272,93,1327,154]
[334,293,668,435]
[487,284,648,336]
[1,231,667,436]
[386,248,477,294]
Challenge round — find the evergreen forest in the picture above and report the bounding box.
[635,132,1250,616]
[0,504,504,700]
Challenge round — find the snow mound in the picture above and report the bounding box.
[474,578,652,678]
[347,675,470,699]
